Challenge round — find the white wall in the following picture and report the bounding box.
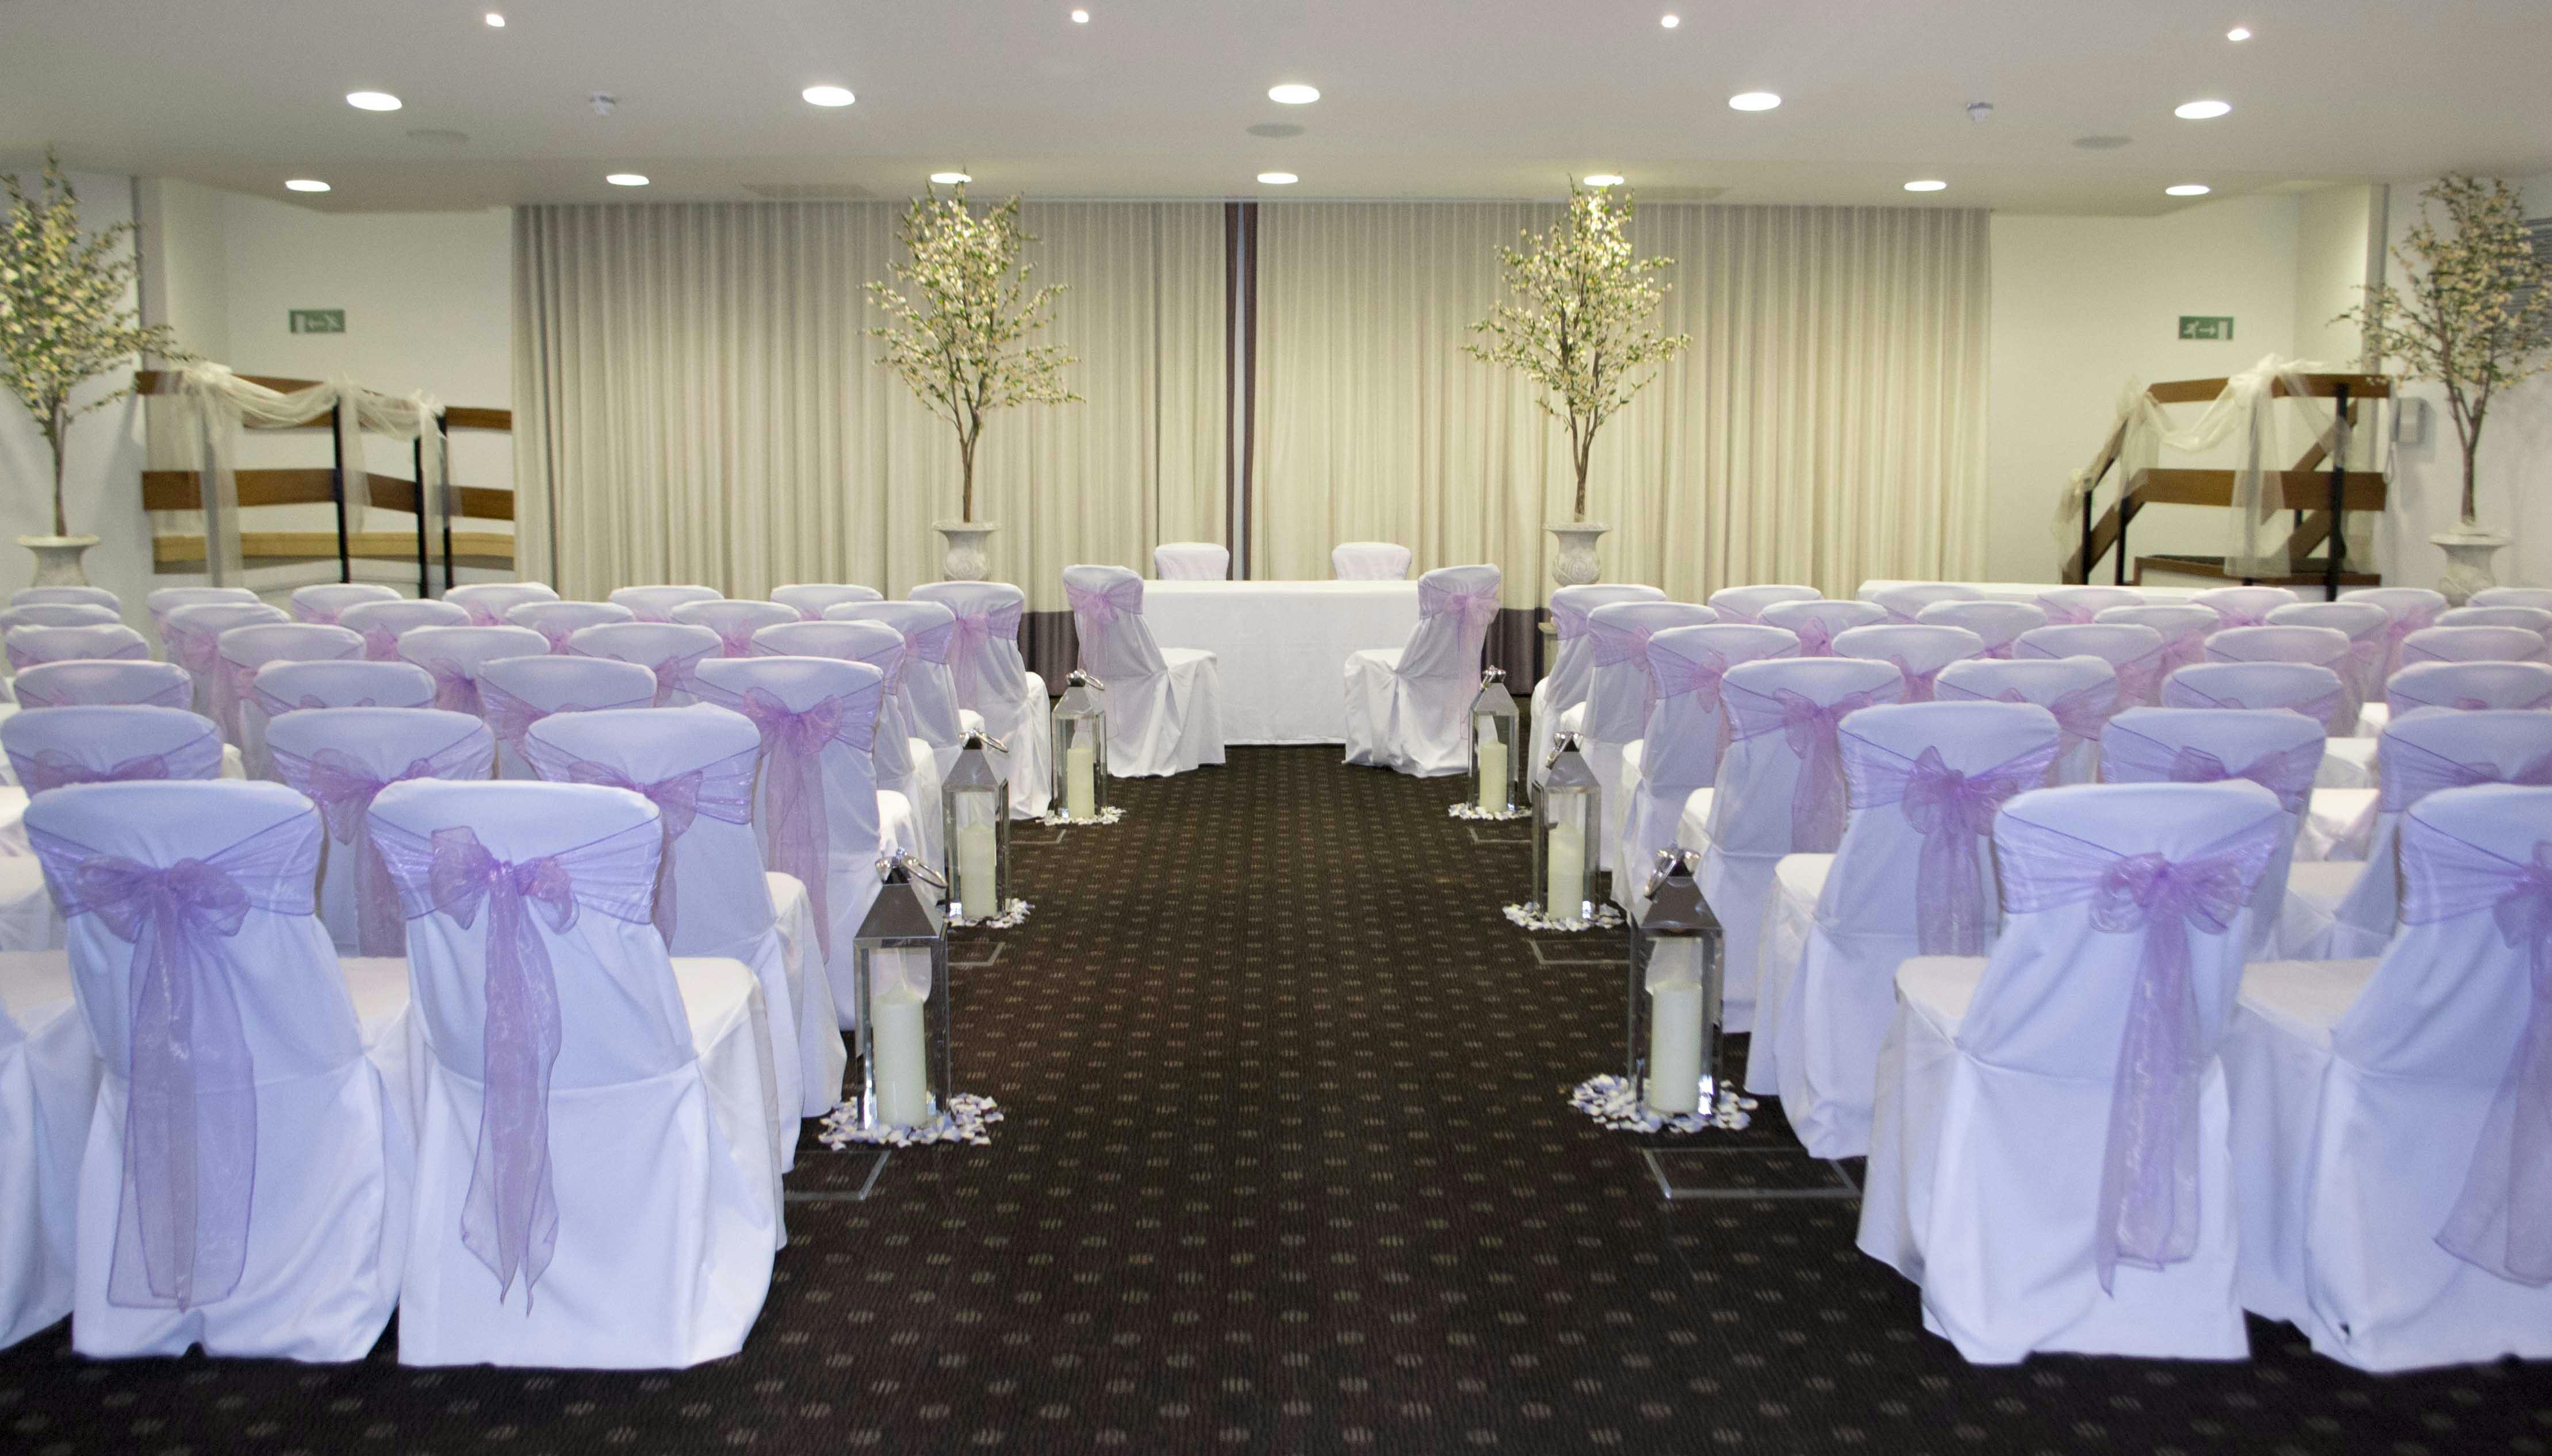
[2293,183,2378,369]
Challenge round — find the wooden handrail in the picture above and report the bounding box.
[131,370,512,431]
[143,468,516,520]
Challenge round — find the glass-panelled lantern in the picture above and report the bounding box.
[941,729,1013,924]
[1628,849,1725,1118]
[850,853,952,1133]
[1532,731,1605,925]
[1051,669,1110,823]
[1467,666,1523,817]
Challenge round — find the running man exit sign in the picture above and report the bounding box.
[2178,315,2234,340]
[289,308,345,334]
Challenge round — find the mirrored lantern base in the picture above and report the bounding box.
[1502,899,1626,933]
[1566,1073,1757,1135]
[1036,804,1127,827]
[1447,801,1531,822]
[819,1091,1006,1148]
[945,898,1034,929]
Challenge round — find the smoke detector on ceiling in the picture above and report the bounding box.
[591,93,616,117]
[1966,101,1995,124]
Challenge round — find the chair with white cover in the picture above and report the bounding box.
[507,600,635,654]
[477,654,659,780]
[1859,780,2286,1363]
[675,599,800,659]
[1936,657,2120,786]
[1867,583,1981,624]
[2266,600,2393,716]
[143,586,256,642]
[910,581,1052,817]
[2439,605,2552,659]
[567,622,721,707]
[2342,585,2449,677]
[8,660,191,712]
[369,779,777,1368]
[527,704,840,1127]
[213,622,366,772]
[1153,542,1230,581]
[1612,624,1800,920]
[288,583,398,626]
[2016,622,2168,707]
[1572,600,1716,864]
[0,706,230,949]
[2225,783,2552,1370]
[1752,702,2060,1156]
[1915,599,2045,659]
[251,660,438,716]
[398,625,551,724]
[2386,659,2552,716]
[0,603,120,633]
[2096,604,2217,682]
[1689,657,1906,1033]
[2100,707,2328,957]
[1531,584,1664,786]
[267,707,496,963]
[1833,623,1984,703]
[2201,626,2357,735]
[1062,564,1227,778]
[1706,584,1819,624]
[339,598,468,662]
[30,780,405,1359]
[1331,542,1412,581]
[754,619,944,868]
[14,586,117,611]
[7,623,148,676]
[827,600,971,767]
[2162,660,2373,837]
[2034,584,2144,625]
[771,584,882,621]
[0,920,94,1348]
[1760,599,1886,657]
[610,585,723,623]
[2191,584,2302,630]
[2403,624,2546,669]
[692,655,911,1016]
[1344,565,1506,779]
[443,583,560,627]
[2471,586,2552,612]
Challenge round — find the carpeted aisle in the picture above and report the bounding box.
[5,745,2550,1454]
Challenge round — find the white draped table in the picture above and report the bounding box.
[1140,580,1422,744]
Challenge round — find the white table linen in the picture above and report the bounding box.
[1141,580,1421,745]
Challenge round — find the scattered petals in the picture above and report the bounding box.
[1037,805,1126,827]
[948,897,1033,929]
[1569,1073,1754,1133]
[1503,901,1625,933]
[1448,802,1531,822]
[818,1092,1003,1148]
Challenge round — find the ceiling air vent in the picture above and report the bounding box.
[741,182,876,201]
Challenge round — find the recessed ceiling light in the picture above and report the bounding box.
[1660,13,1680,26]
[2166,183,2213,196]
[285,178,331,193]
[1903,179,1948,192]
[1268,83,1320,105]
[2226,25,2251,41]
[802,85,855,107]
[1256,172,1298,185]
[1728,91,1781,112]
[484,11,504,26]
[2174,99,2232,120]
[346,91,403,112]
[931,171,971,185]
[606,173,649,187]
[1582,174,1624,187]
[1071,7,1089,21]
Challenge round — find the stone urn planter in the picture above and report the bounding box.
[2431,523,2513,606]
[18,533,99,587]
[936,520,999,582]
[1547,522,1610,588]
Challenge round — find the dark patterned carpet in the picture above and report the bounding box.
[7,745,2552,1455]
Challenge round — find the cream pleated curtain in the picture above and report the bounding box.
[1248,201,1991,601]
[512,200,1225,607]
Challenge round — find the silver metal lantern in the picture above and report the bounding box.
[849,852,952,1133]
[1627,848,1725,1118]
[1531,731,1605,925]
[1466,666,1523,817]
[941,730,1013,923]
[1050,669,1110,823]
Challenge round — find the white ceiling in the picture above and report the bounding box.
[6,0,2550,216]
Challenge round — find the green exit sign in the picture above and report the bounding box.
[2178,315,2235,341]
[289,308,345,334]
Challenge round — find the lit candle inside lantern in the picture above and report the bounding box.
[956,820,998,919]
[1066,730,1097,819]
[1546,798,1586,916]
[1476,734,1508,813]
[1645,938,1707,1115]
[869,949,933,1127]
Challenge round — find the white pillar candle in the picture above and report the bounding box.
[1476,737,1509,813]
[869,949,933,1128]
[1646,939,1707,1115]
[956,819,999,918]
[1545,799,1586,916]
[1066,733,1097,819]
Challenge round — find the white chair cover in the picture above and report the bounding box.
[267,707,496,964]
[1935,656,2120,786]
[507,600,635,653]
[1857,780,2285,1364]
[2403,624,2545,668]
[2471,587,2552,612]
[909,582,1052,817]
[1530,584,1664,784]
[338,599,469,663]
[213,622,367,771]
[6,623,148,675]
[0,603,120,633]
[398,626,552,730]
[771,584,882,621]
[1331,542,1412,581]
[3,707,225,795]
[1572,600,1715,859]
[526,704,842,1127]
[2162,660,2346,718]
[2226,784,2552,1369]
[477,654,658,780]
[287,583,398,626]
[2267,600,2393,712]
[1752,701,2060,1155]
[1915,599,2045,659]
[1153,542,1231,581]
[368,779,777,1368]
[1704,585,1819,625]
[609,585,723,623]
[566,622,720,707]
[2034,584,2144,625]
[9,660,191,712]
[2095,604,2217,684]
[1612,624,1800,919]
[754,620,944,867]
[1344,565,1507,778]
[14,585,117,611]
[1691,657,1905,1033]
[1867,583,1982,624]
[2440,605,2552,660]
[162,601,289,714]
[0,942,95,1348]
[144,587,256,642]
[29,780,404,1359]
[826,600,969,755]
[2388,660,2552,716]
[2191,584,2301,629]
[675,600,802,660]
[2343,586,2450,678]
[1759,599,1886,657]
[2201,626,2357,734]
[2017,622,2167,707]
[251,659,438,716]
[2100,707,2327,957]
[443,583,560,627]
[1062,564,1227,778]
[1832,624,1984,704]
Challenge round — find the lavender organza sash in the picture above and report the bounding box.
[521,741,757,946]
[166,623,224,679]
[30,813,320,1310]
[358,627,401,662]
[1788,618,1840,657]
[478,682,624,761]
[899,619,955,666]
[1938,679,2121,748]
[2102,726,2321,815]
[1590,622,1663,725]
[2400,819,2552,1283]
[1994,810,2281,1291]
[2035,595,2098,626]
[2208,605,2275,630]
[1879,654,1950,703]
[1726,683,1895,851]
[9,728,223,794]
[13,676,191,712]
[2385,603,2444,662]
[371,816,661,1306]
[1550,599,1598,643]
[1065,577,1144,633]
[2160,677,2345,726]
[2394,681,2552,715]
[2379,741,2552,815]
[944,599,1024,707]
[1841,733,2060,954]
[6,638,143,673]
[275,731,493,956]
[2020,637,2162,704]
[583,647,710,707]
[2155,628,2208,677]
[1420,578,1501,634]
[692,677,882,959]
[417,657,488,716]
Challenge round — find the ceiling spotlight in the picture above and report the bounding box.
[2174,98,2232,120]
[2166,183,2213,196]
[2227,25,2252,41]
[1268,83,1320,105]
[606,173,649,186]
[346,91,403,112]
[1660,13,1680,26]
[1256,171,1298,185]
[1903,179,1948,192]
[931,171,971,185]
[285,178,331,193]
[484,11,504,26]
[802,85,855,107]
[1582,174,1624,187]
[1728,91,1781,112]
[1071,7,1090,20]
